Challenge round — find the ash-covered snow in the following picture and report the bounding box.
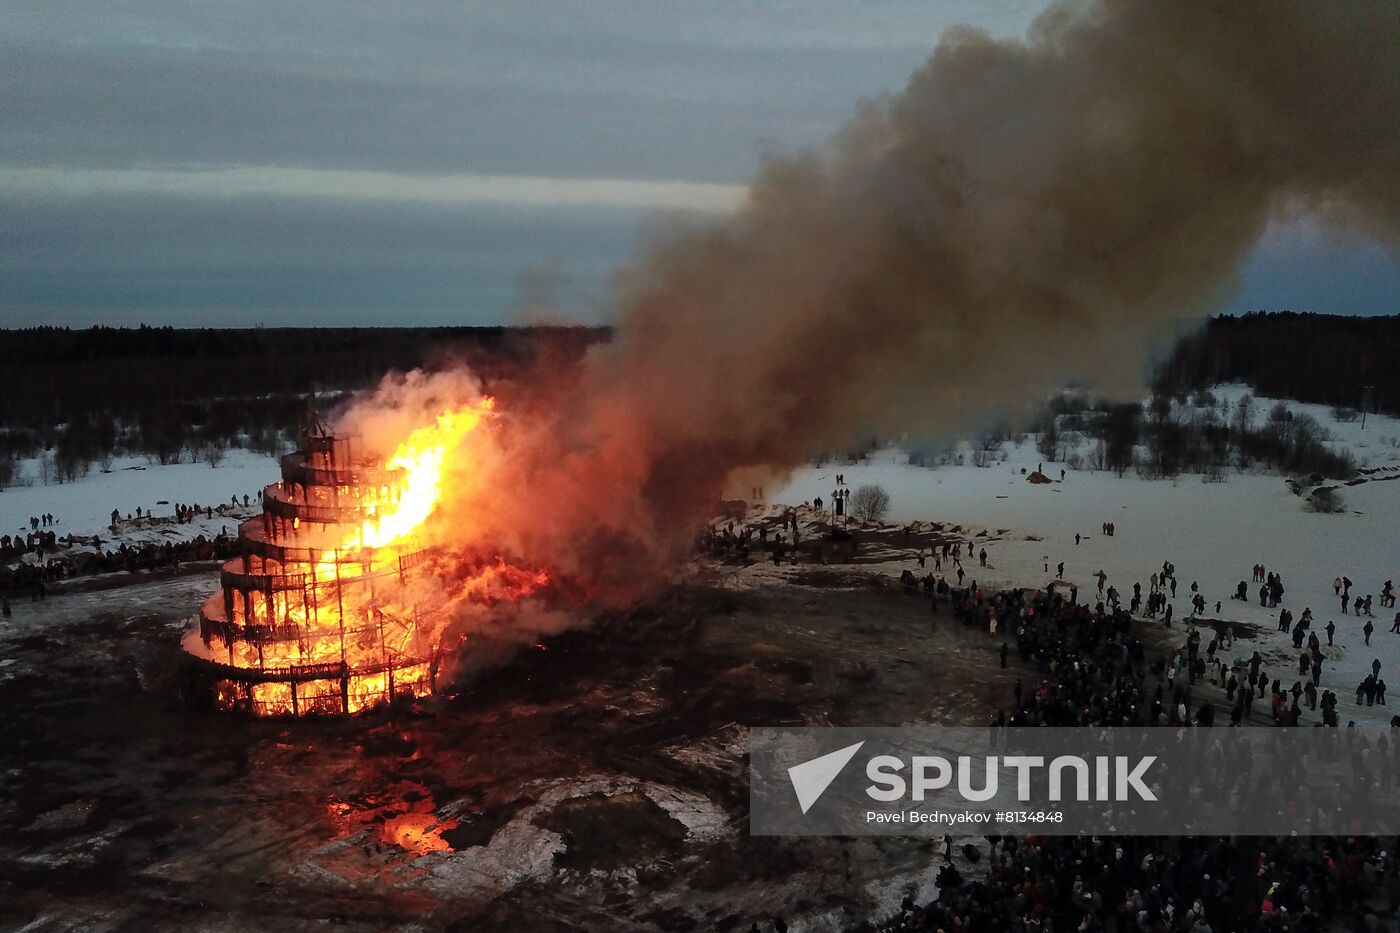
[415,775,727,904]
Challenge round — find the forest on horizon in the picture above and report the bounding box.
[0,313,1394,487]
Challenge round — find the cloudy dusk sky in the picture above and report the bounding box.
[3,1,1398,328]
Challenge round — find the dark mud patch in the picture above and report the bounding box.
[753,657,815,685]
[538,791,689,871]
[786,569,880,589]
[439,805,518,850]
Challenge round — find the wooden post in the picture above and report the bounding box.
[334,549,347,664]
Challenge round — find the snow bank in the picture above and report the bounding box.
[1,450,280,539]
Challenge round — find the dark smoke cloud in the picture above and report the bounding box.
[374,0,1400,604]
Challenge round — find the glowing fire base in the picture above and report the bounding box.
[182,428,447,716]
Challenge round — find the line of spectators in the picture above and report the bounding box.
[2,527,239,595]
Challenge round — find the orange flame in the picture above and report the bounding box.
[350,398,494,551]
[191,395,552,716]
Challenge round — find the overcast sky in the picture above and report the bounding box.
[3,1,1397,328]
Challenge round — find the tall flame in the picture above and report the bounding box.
[187,392,554,717]
[352,398,494,551]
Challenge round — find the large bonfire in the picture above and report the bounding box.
[181,400,548,716]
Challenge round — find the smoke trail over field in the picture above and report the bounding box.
[345,0,1400,604]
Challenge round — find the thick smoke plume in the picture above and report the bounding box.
[343,0,1400,608]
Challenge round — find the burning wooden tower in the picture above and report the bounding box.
[182,420,448,716]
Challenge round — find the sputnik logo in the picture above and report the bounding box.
[788,741,864,814]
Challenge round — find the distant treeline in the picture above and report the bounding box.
[2,313,1394,488]
[0,325,605,485]
[1155,312,1400,414]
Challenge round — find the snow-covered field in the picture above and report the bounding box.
[774,386,1400,727]
[1,449,280,539]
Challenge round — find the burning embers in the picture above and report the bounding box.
[181,402,543,716]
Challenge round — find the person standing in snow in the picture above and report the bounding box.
[1364,618,1375,646]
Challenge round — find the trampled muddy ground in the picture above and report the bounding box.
[1,556,1034,932]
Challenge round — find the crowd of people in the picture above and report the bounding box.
[875,833,1394,933]
[865,579,1400,931]
[1,493,261,597]
[708,509,1398,928]
[1,528,239,596]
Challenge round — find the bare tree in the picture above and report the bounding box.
[1036,417,1061,463]
[851,484,891,523]
[1104,403,1140,477]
